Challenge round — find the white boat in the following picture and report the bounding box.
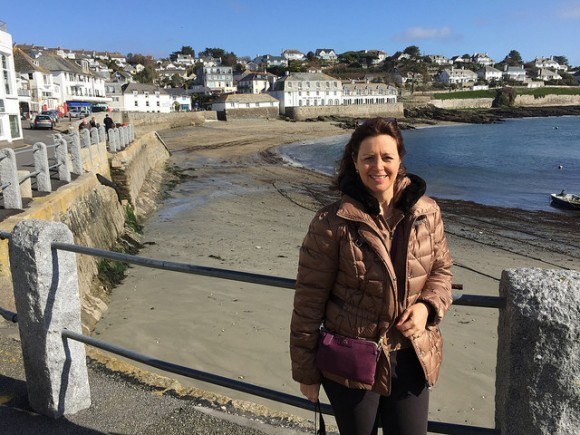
[550,192,580,210]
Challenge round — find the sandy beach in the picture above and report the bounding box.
[92,119,580,431]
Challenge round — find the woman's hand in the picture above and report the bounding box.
[396,302,430,340]
[300,383,321,403]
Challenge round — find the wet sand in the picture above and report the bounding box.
[92,119,580,430]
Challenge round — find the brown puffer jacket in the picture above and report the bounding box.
[290,174,453,396]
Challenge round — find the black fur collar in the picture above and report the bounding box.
[340,173,426,216]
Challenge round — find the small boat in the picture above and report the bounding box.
[550,192,580,210]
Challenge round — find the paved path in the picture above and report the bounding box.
[0,321,313,434]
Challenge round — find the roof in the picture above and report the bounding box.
[123,83,168,94]
[164,87,189,96]
[13,47,50,74]
[33,51,95,76]
[239,72,275,81]
[214,93,279,103]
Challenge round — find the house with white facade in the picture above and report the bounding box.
[190,65,235,94]
[362,50,387,66]
[175,54,196,66]
[14,47,61,115]
[269,71,343,114]
[253,54,288,69]
[212,93,279,120]
[536,68,562,81]
[342,81,397,105]
[282,49,305,61]
[23,49,110,115]
[164,88,191,111]
[0,22,23,144]
[503,65,527,82]
[236,72,277,94]
[121,83,171,113]
[314,49,337,62]
[477,65,502,82]
[471,53,495,66]
[428,55,450,65]
[534,56,567,72]
[436,67,478,86]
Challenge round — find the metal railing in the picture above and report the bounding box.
[0,227,501,434]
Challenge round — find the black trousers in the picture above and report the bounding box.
[322,348,429,435]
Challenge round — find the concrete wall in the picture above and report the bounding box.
[220,107,279,121]
[0,172,126,331]
[121,111,217,134]
[430,98,494,109]
[109,131,171,210]
[514,94,580,106]
[286,103,404,121]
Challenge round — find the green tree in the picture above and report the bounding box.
[403,45,421,58]
[493,87,516,107]
[134,65,157,84]
[553,55,569,66]
[170,45,195,61]
[503,50,523,66]
[126,53,155,67]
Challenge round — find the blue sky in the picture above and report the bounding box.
[3,0,579,66]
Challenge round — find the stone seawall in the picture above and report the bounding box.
[0,131,172,332]
[430,98,494,109]
[219,107,279,121]
[121,111,217,135]
[286,103,404,121]
[514,94,580,106]
[109,131,171,211]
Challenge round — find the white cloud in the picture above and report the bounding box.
[557,4,580,18]
[393,26,454,42]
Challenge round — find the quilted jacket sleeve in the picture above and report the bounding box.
[290,209,339,385]
[418,204,453,329]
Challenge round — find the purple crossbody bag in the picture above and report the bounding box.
[315,328,382,385]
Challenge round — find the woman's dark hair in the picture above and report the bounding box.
[334,117,407,190]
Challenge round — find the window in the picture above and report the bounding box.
[9,115,20,138]
[0,98,4,112]
[146,101,150,106]
[156,101,160,106]
[134,101,138,106]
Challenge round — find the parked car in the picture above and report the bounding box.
[41,110,59,124]
[32,114,54,129]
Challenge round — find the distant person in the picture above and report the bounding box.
[104,114,115,133]
[79,118,89,131]
[290,117,453,435]
[90,116,97,128]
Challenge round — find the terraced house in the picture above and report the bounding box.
[0,21,22,144]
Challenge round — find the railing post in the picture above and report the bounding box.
[80,128,91,148]
[63,134,83,175]
[0,148,23,209]
[55,137,71,182]
[98,125,106,143]
[90,126,99,145]
[107,128,116,152]
[496,268,580,434]
[8,220,91,418]
[33,141,52,192]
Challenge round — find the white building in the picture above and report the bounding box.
[534,56,567,72]
[342,82,397,105]
[212,93,279,112]
[471,53,495,66]
[314,49,337,62]
[253,54,288,69]
[436,67,478,86]
[269,71,343,114]
[14,47,61,115]
[236,72,276,94]
[503,65,527,82]
[0,22,23,144]
[191,66,235,94]
[122,83,172,113]
[27,50,110,114]
[428,54,450,65]
[477,65,503,82]
[282,49,305,61]
[536,68,562,81]
[165,88,191,111]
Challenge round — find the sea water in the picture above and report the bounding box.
[278,116,580,212]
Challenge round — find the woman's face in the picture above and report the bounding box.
[353,134,401,204]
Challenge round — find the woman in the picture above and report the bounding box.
[290,117,453,435]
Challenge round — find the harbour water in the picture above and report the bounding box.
[278,116,580,212]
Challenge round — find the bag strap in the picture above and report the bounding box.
[315,400,326,435]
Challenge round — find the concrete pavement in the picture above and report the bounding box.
[0,321,315,434]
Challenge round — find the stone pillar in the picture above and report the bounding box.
[80,129,91,148]
[9,220,91,417]
[496,268,580,434]
[17,170,32,199]
[55,138,71,182]
[0,148,23,209]
[64,135,83,175]
[33,142,51,192]
[90,127,99,145]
